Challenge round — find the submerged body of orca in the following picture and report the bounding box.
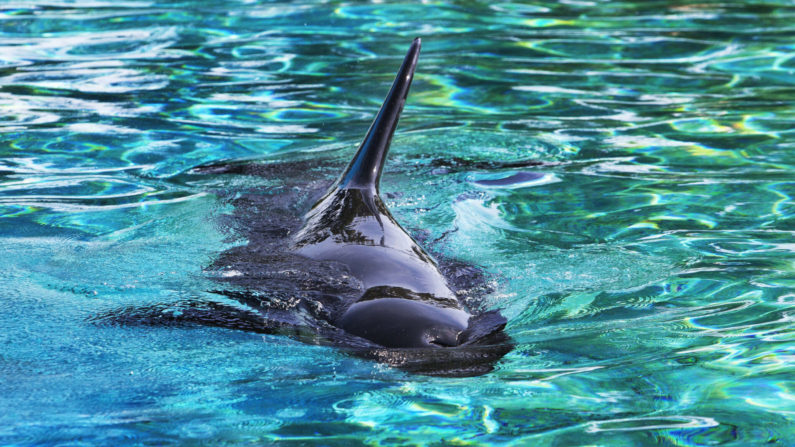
[97,39,512,376]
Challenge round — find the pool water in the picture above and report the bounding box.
[2,0,795,445]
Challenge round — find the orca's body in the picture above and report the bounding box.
[291,39,490,349]
[95,39,510,376]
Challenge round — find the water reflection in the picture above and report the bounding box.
[2,0,795,444]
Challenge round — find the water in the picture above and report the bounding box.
[2,0,795,444]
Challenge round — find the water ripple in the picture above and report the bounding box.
[587,415,719,433]
[2,0,795,445]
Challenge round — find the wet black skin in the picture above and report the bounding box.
[93,39,512,376]
[291,38,480,349]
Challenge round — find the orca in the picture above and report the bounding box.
[291,38,500,349]
[94,39,511,376]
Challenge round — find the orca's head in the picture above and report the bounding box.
[337,298,469,349]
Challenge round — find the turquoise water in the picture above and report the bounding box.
[2,0,795,444]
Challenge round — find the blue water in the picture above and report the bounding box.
[3,0,795,445]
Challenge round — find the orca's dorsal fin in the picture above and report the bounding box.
[338,38,421,192]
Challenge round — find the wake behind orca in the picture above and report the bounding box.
[95,39,512,376]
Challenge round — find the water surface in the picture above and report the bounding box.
[2,0,795,445]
